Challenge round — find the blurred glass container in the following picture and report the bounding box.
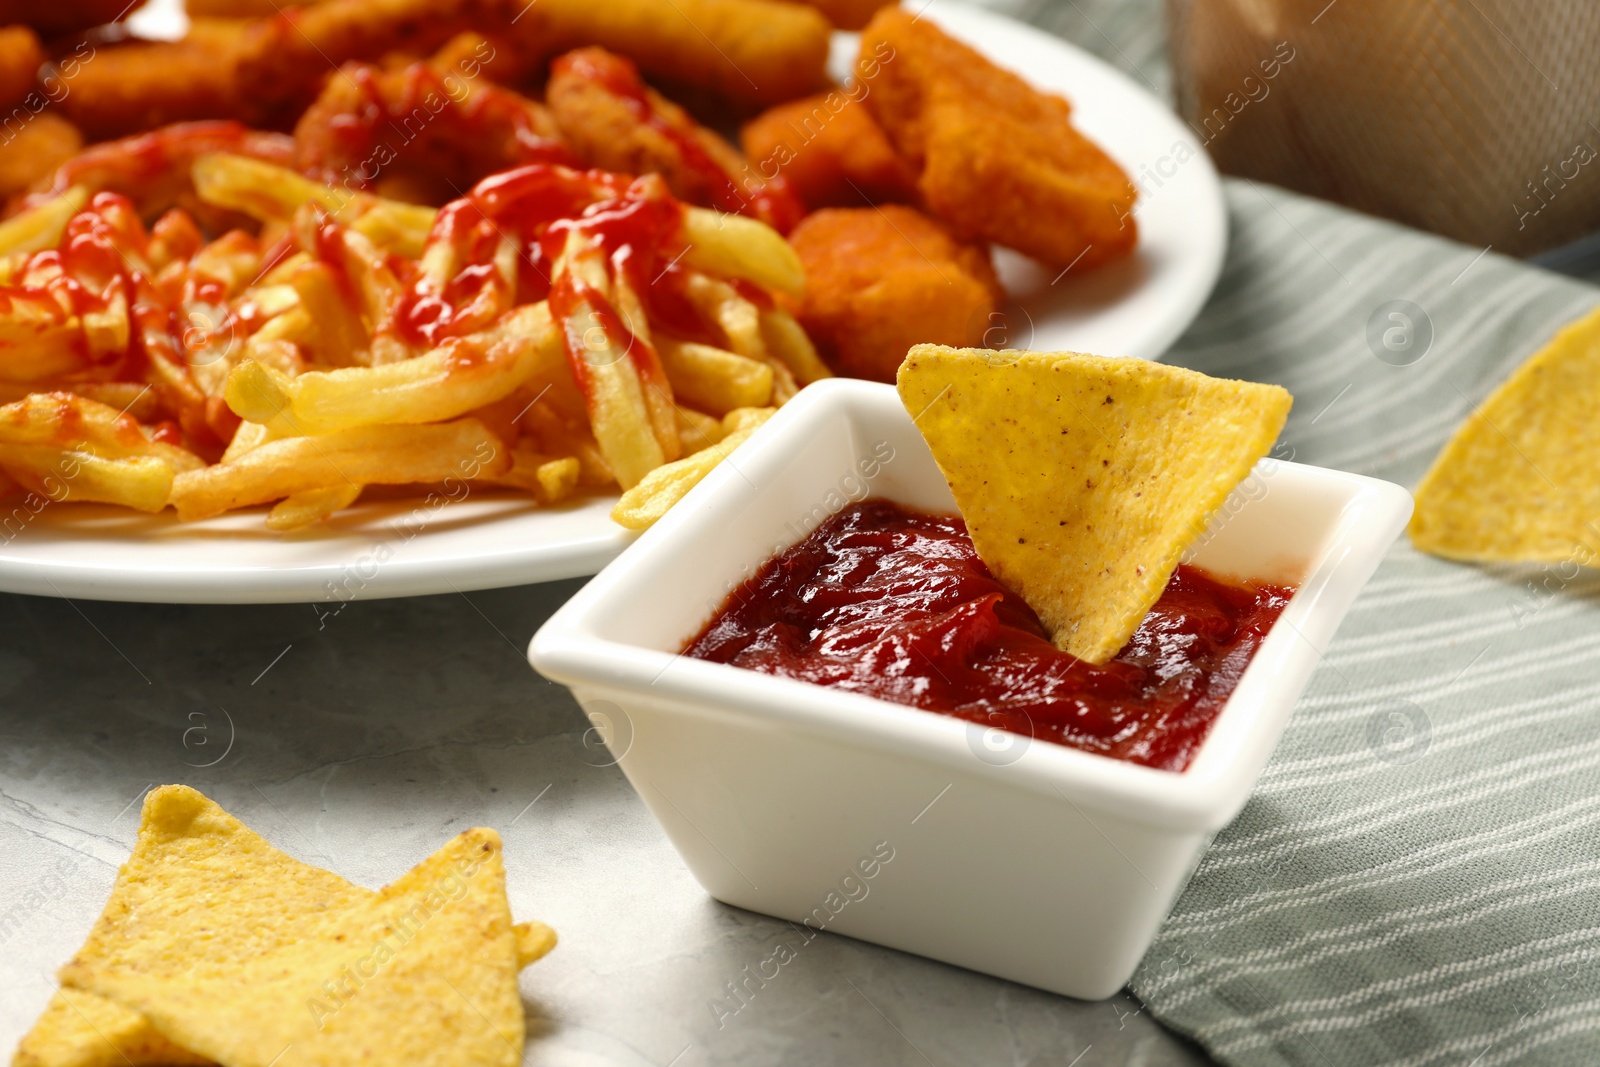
[1166,0,1600,256]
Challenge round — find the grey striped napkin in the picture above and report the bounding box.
[1126,180,1600,1065]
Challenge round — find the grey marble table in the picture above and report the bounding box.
[0,582,1209,1066]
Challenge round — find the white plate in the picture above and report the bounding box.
[1,1,1224,604]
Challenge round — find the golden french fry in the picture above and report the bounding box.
[169,418,508,521]
[487,446,583,505]
[681,207,805,298]
[193,153,435,257]
[723,406,778,434]
[0,447,173,512]
[681,273,804,402]
[684,273,764,357]
[236,283,301,322]
[349,209,431,260]
[193,153,357,224]
[226,305,555,435]
[44,382,162,422]
[186,230,263,299]
[610,409,774,529]
[288,262,368,367]
[257,250,312,287]
[265,483,363,531]
[674,405,725,454]
[222,420,274,463]
[0,301,86,383]
[0,393,204,471]
[760,307,832,385]
[533,456,582,503]
[0,187,91,259]
[555,236,677,487]
[656,336,774,414]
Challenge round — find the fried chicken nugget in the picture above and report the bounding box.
[546,47,801,231]
[0,112,82,200]
[509,0,831,107]
[234,0,488,125]
[185,0,328,15]
[794,0,894,31]
[0,26,41,114]
[790,205,1000,383]
[741,89,916,209]
[0,1,136,37]
[49,19,252,141]
[860,8,1137,272]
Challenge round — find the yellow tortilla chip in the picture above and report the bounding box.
[15,785,368,1067]
[66,827,526,1067]
[897,345,1292,663]
[12,989,211,1067]
[515,920,559,967]
[18,787,553,1067]
[1411,305,1600,563]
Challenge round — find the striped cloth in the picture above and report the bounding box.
[1125,182,1600,1066]
[972,2,1600,1059]
[964,2,1600,1061]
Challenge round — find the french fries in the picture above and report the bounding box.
[0,148,819,532]
[550,228,676,488]
[169,418,507,522]
[266,484,363,531]
[656,337,774,415]
[681,208,806,298]
[0,394,204,512]
[611,408,775,529]
[193,153,436,257]
[0,187,90,260]
[225,305,557,435]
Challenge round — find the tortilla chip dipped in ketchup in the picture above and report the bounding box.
[897,345,1292,664]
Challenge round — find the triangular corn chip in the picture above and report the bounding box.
[15,785,368,1067]
[65,827,526,1067]
[18,787,552,1067]
[1411,305,1600,562]
[12,989,211,1067]
[515,920,559,967]
[898,345,1292,663]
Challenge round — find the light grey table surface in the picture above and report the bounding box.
[1,13,1213,1066]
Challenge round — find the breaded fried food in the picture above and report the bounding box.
[547,47,801,232]
[860,8,1137,272]
[508,0,830,107]
[0,26,41,114]
[186,0,329,14]
[234,0,487,125]
[0,0,137,37]
[794,0,895,30]
[50,19,252,141]
[0,112,82,200]
[741,89,916,209]
[235,0,829,125]
[295,54,571,202]
[790,205,1000,383]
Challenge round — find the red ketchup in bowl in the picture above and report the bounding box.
[684,500,1294,772]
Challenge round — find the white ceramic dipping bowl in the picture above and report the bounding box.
[529,378,1412,999]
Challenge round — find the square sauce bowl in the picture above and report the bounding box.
[528,378,1412,998]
